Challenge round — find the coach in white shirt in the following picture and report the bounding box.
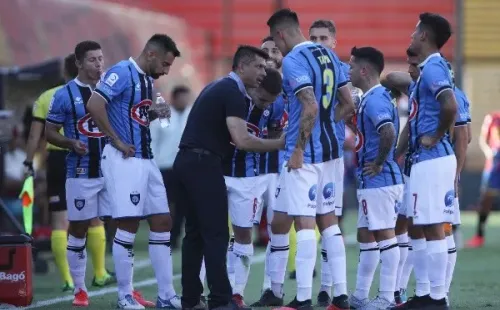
[151,85,192,249]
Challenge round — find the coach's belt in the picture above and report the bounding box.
[182,147,216,156]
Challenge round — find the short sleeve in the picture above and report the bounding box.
[95,65,129,104]
[337,61,348,88]
[32,89,54,122]
[421,62,453,100]
[454,89,470,127]
[365,95,393,133]
[46,89,68,125]
[283,54,312,95]
[224,85,247,119]
[340,62,351,81]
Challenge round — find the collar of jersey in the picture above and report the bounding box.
[129,57,146,75]
[228,71,252,101]
[419,52,441,68]
[73,78,93,89]
[292,40,314,51]
[360,84,382,101]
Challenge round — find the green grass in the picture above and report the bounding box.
[26,211,500,309]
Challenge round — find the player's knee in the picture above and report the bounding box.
[89,217,103,227]
[270,212,292,234]
[51,211,68,230]
[357,228,375,243]
[408,224,425,240]
[373,228,396,242]
[232,225,252,244]
[395,216,409,235]
[316,212,337,232]
[116,218,141,234]
[148,213,172,232]
[68,221,89,239]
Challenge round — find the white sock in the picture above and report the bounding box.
[113,229,135,299]
[227,236,235,288]
[269,233,289,299]
[396,233,409,290]
[199,258,206,292]
[295,229,317,302]
[322,225,348,297]
[399,246,414,290]
[232,242,254,297]
[427,239,448,300]
[320,237,332,296]
[445,235,457,294]
[353,241,379,300]
[262,241,271,290]
[149,231,176,300]
[67,234,87,293]
[379,237,400,301]
[411,238,430,296]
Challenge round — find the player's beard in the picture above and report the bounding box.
[272,59,282,70]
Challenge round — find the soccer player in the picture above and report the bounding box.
[45,40,108,307]
[223,67,283,306]
[466,111,500,248]
[390,13,458,310]
[309,19,354,307]
[23,53,78,292]
[266,8,355,310]
[348,46,403,309]
[87,34,182,309]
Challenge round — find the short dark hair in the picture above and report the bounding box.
[351,46,385,75]
[171,85,190,99]
[418,12,452,49]
[232,45,269,70]
[74,41,101,62]
[267,8,300,30]
[147,34,181,57]
[262,36,274,44]
[64,53,78,79]
[309,19,336,35]
[261,68,283,96]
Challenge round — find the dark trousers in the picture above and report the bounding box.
[161,168,184,248]
[172,149,231,309]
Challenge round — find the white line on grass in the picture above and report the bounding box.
[25,253,267,309]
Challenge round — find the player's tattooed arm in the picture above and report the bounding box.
[295,87,318,150]
[381,72,413,95]
[375,123,397,166]
[436,89,458,139]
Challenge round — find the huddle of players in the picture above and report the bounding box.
[224,8,471,310]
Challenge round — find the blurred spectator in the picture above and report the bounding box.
[150,85,192,248]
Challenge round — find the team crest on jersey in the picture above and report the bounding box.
[74,198,85,211]
[131,100,152,127]
[77,113,105,138]
[130,191,140,206]
[408,97,418,121]
[354,130,364,152]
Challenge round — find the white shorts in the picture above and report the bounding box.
[225,175,269,228]
[397,175,411,217]
[410,155,457,225]
[253,173,279,224]
[66,178,111,221]
[275,158,340,217]
[452,197,461,225]
[357,184,403,231]
[101,145,169,219]
[334,157,345,216]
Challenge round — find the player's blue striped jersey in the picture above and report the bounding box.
[94,57,155,159]
[408,53,454,164]
[282,41,348,164]
[46,79,106,178]
[259,93,288,174]
[454,87,471,126]
[335,61,351,158]
[403,81,417,176]
[356,85,403,189]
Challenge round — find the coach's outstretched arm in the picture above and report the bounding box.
[87,93,135,157]
[227,116,284,152]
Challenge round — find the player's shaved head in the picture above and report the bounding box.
[142,34,180,79]
[267,8,300,32]
[267,8,305,56]
[350,46,385,75]
[417,13,452,49]
[146,34,181,57]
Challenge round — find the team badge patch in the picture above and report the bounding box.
[130,191,141,206]
[74,198,85,211]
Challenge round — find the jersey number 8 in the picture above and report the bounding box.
[322,68,335,109]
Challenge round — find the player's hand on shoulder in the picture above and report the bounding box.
[286,148,303,172]
[363,161,383,177]
[71,140,88,155]
[419,135,439,149]
[112,139,135,158]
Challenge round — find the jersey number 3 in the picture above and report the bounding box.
[322,68,335,109]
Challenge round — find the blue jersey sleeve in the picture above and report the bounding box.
[270,96,285,122]
[338,61,349,87]
[365,96,394,133]
[283,54,312,95]
[95,66,129,104]
[454,88,471,126]
[46,89,68,125]
[421,62,453,100]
